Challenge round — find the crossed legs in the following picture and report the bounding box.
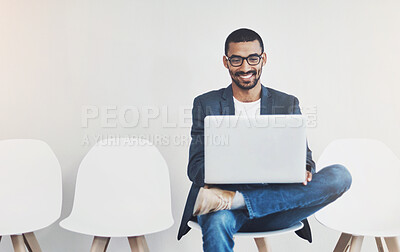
[197,164,352,252]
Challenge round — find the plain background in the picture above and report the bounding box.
[1,0,400,251]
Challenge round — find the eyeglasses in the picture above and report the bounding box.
[227,54,263,67]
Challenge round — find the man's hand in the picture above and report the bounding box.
[303,171,312,186]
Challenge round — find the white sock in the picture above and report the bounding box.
[231,191,246,209]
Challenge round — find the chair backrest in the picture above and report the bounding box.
[0,139,62,235]
[61,138,173,237]
[315,138,400,236]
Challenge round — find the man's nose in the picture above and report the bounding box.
[239,59,252,72]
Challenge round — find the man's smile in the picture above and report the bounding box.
[236,71,256,81]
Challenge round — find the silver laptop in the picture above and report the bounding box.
[204,115,307,184]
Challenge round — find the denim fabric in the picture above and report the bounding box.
[197,164,352,252]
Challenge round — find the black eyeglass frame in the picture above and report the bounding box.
[227,53,263,67]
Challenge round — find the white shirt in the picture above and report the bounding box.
[233,96,261,116]
[232,96,266,188]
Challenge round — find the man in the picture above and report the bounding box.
[178,28,352,251]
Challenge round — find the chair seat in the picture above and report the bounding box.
[315,204,400,237]
[60,215,174,237]
[0,139,62,236]
[59,138,174,239]
[188,220,303,238]
[315,138,400,238]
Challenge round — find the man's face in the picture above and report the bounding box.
[223,40,266,90]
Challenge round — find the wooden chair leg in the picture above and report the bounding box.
[90,236,110,252]
[348,236,364,252]
[11,235,26,252]
[375,237,384,252]
[384,237,400,252]
[254,237,272,252]
[334,233,352,252]
[23,232,42,252]
[128,236,149,252]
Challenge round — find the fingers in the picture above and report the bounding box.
[303,172,312,186]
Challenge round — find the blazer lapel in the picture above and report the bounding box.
[220,84,235,115]
[260,84,273,115]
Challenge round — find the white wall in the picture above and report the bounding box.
[1,0,399,251]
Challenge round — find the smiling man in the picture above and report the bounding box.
[224,41,264,92]
[177,28,352,252]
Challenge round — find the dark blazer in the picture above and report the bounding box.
[177,84,316,242]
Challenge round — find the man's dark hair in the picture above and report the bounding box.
[224,28,264,56]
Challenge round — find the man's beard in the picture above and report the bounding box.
[230,69,261,90]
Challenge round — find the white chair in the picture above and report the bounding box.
[315,138,400,252]
[0,139,62,252]
[188,220,304,252]
[59,138,174,251]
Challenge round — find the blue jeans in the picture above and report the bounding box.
[197,164,352,252]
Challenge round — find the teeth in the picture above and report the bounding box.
[240,73,253,79]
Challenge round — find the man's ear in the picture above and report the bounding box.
[223,56,229,69]
[262,52,267,67]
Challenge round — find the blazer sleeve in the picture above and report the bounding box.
[293,97,316,174]
[187,97,206,186]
